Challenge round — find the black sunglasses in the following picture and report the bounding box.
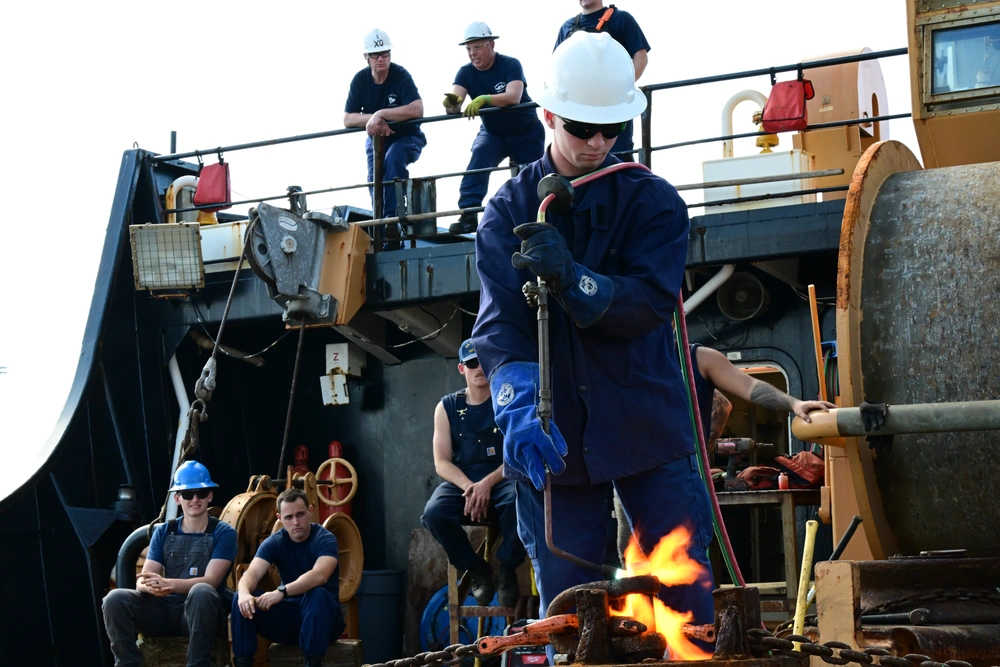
[559,117,627,141]
[179,488,211,500]
[367,50,391,61]
[463,358,480,369]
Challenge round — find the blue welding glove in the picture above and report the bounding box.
[512,222,614,328]
[490,361,568,490]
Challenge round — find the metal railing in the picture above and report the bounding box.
[154,47,910,251]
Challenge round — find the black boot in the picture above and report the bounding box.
[232,657,255,667]
[304,655,325,667]
[467,558,496,606]
[497,565,520,608]
[448,211,478,234]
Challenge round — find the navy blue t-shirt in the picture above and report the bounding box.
[454,53,538,136]
[554,5,651,57]
[345,62,422,138]
[255,523,340,598]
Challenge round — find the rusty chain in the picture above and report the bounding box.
[364,643,480,667]
[861,587,1000,616]
[746,628,975,667]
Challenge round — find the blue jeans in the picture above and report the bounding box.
[231,587,345,658]
[515,454,715,624]
[366,132,427,219]
[457,122,545,210]
[421,478,526,571]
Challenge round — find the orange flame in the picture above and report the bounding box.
[611,526,713,661]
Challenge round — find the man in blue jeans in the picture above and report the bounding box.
[232,488,345,667]
[345,28,426,245]
[443,22,545,234]
[471,32,715,635]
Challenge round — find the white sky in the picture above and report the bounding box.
[0,0,918,498]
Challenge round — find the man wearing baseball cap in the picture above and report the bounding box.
[420,339,525,608]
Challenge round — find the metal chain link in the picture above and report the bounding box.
[747,628,975,667]
[364,643,480,667]
[861,587,1000,616]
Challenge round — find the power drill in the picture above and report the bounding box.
[715,438,774,490]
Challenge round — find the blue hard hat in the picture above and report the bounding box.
[459,339,477,363]
[168,461,218,492]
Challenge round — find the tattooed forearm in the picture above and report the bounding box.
[709,390,733,445]
[749,380,796,412]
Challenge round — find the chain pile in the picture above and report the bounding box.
[746,629,974,667]
[365,643,479,667]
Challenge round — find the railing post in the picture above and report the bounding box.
[640,89,653,169]
[373,134,385,250]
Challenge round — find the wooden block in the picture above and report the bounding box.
[268,640,363,667]
[138,635,230,667]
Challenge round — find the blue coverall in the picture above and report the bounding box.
[471,150,715,624]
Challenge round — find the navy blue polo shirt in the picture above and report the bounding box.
[454,53,538,136]
[345,62,422,138]
[554,5,651,57]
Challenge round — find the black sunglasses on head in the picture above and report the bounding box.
[559,116,627,141]
[463,358,480,369]
[179,488,211,500]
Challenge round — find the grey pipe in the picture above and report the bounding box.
[793,400,1000,441]
[115,525,150,591]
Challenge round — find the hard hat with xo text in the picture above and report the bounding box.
[535,31,646,124]
[363,28,393,54]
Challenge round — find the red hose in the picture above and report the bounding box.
[677,293,747,587]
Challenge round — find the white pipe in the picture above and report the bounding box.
[684,264,736,315]
[166,175,199,224]
[166,354,190,520]
[721,90,768,158]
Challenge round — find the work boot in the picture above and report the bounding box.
[304,655,325,667]
[232,657,255,667]
[467,559,495,606]
[448,211,478,235]
[497,565,520,608]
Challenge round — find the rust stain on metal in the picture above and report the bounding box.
[425,263,434,296]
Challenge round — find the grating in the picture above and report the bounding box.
[130,223,205,290]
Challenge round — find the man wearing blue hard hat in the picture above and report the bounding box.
[420,339,525,608]
[103,461,237,667]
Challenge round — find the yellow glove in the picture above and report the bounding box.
[463,95,492,118]
[442,93,462,109]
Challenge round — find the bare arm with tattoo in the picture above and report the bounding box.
[695,346,836,422]
[707,390,733,455]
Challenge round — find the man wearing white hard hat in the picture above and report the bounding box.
[554,1,651,161]
[443,21,545,234]
[471,31,715,637]
[345,29,426,243]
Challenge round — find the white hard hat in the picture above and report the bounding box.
[362,28,393,54]
[535,31,647,124]
[459,21,499,45]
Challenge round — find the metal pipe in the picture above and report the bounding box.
[675,168,844,192]
[115,525,151,590]
[793,520,819,644]
[720,90,768,158]
[188,331,265,367]
[648,113,911,155]
[684,264,735,314]
[358,206,485,228]
[166,355,190,521]
[792,400,1000,442]
[152,49,906,163]
[690,185,849,209]
[808,285,827,403]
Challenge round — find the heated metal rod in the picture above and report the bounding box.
[792,400,1000,441]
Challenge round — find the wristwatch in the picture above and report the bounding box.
[277,583,286,597]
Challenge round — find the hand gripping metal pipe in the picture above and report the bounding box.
[791,400,1000,443]
[529,162,648,578]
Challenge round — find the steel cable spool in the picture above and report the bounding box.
[837,140,1000,558]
